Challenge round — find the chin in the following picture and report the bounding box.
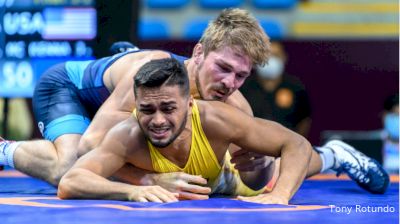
[150,140,170,148]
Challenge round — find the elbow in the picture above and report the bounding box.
[77,135,96,157]
[57,172,76,199]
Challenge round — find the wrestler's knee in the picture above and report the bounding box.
[47,162,72,186]
[49,135,81,185]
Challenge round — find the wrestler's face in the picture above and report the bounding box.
[136,85,191,148]
[194,45,252,102]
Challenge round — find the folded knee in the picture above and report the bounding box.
[47,163,73,186]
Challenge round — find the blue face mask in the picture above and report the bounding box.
[384,113,399,140]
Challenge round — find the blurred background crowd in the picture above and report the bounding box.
[0,0,398,173]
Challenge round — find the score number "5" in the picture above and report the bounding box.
[2,61,33,89]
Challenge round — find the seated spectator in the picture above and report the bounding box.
[241,42,311,137]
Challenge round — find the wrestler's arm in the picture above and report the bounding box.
[205,101,312,204]
[58,118,178,202]
[225,91,275,190]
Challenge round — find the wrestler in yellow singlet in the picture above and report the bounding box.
[135,100,265,196]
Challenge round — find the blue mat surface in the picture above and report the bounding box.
[0,172,398,224]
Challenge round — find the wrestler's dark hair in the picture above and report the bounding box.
[133,58,189,98]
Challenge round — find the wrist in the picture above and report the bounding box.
[140,173,155,186]
[270,186,291,201]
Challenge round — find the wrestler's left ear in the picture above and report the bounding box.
[192,44,204,65]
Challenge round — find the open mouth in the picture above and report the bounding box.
[149,127,170,139]
[214,89,228,99]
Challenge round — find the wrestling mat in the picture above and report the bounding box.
[0,170,398,224]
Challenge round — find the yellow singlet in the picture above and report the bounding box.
[135,100,264,196]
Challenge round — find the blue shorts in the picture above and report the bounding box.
[32,63,94,142]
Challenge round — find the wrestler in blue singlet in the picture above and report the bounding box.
[33,49,187,142]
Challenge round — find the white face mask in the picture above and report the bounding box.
[257,56,284,79]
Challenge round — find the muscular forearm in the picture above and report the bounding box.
[113,164,155,185]
[58,168,135,201]
[271,139,312,201]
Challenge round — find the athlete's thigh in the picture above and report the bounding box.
[32,63,91,142]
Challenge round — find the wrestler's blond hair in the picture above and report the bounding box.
[199,8,270,66]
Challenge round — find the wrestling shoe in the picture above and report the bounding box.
[325,140,390,194]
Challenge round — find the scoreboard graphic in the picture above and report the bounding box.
[0,0,97,97]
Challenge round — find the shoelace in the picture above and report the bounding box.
[339,161,370,184]
[350,149,371,170]
[332,143,373,184]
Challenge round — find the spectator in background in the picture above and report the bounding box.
[240,42,311,137]
[382,93,399,174]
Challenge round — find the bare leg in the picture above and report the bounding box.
[306,149,323,177]
[13,134,81,186]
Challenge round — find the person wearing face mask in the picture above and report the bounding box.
[382,94,399,174]
[240,42,312,137]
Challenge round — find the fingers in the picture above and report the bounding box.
[179,191,209,200]
[137,197,149,202]
[174,173,211,195]
[231,150,274,171]
[154,187,179,202]
[237,195,288,205]
[180,183,211,194]
[132,176,211,203]
[146,194,164,203]
[234,157,268,171]
[166,173,211,199]
[231,148,249,157]
[178,173,208,185]
[136,186,179,203]
[230,151,254,164]
[153,186,179,202]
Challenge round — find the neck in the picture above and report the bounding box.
[185,58,201,99]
